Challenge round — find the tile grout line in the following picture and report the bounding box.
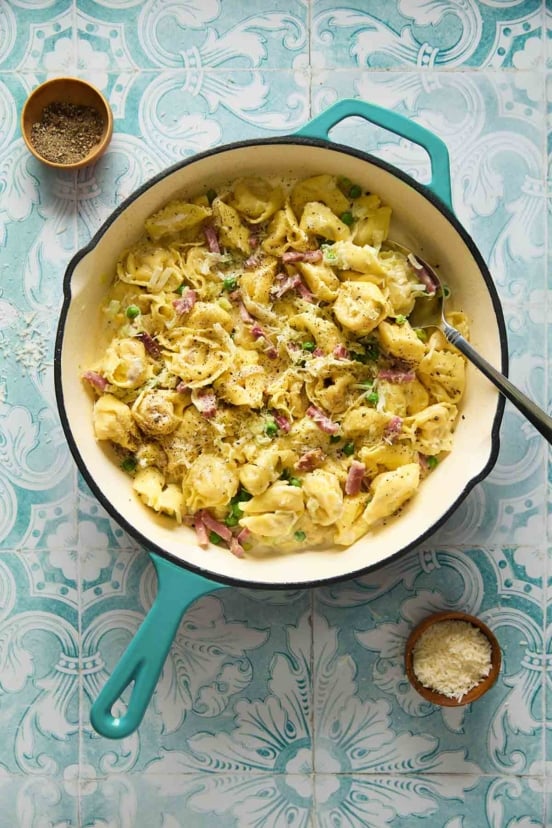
[73,0,83,813]
[0,67,547,76]
[542,0,549,804]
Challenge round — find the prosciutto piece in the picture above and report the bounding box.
[193,389,217,418]
[239,301,255,323]
[384,415,403,441]
[408,253,437,295]
[229,536,245,558]
[345,460,365,495]
[200,511,233,542]
[194,514,209,548]
[306,405,339,434]
[377,368,415,383]
[244,253,262,269]
[270,272,302,300]
[82,371,108,392]
[282,249,323,264]
[332,344,349,360]
[136,332,161,358]
[173,289,197,314]
[295,279,316,303]
[295,448,326,471]
[273,414,291,433]
[203,223,220,254]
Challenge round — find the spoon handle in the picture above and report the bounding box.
[444,323,552,443]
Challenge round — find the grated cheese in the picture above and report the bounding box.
[412,619,492,701]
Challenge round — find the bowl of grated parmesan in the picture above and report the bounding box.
[404,611,501,706]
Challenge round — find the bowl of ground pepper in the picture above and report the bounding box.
[21,77,113,170]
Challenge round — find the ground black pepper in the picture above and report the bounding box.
[30,101,104,164]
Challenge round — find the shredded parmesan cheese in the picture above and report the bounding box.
[412,619,492,701]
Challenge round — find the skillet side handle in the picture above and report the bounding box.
[296,98,453,210]
[90,554,226,739]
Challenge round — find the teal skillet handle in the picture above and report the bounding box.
[296,98,453,210]
[90,554,226,739]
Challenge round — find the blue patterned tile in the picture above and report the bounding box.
[81,550,313,775]
[0,550,78,776]
[314,773,544,828]
[76,0,308,71]
[0,772,78,827]
[80,771,314,827]
[73,69,309,244]
[0,1,73,72]
[547,0,552,69]
[0,0,550,820]
[313,71,545,300]
[312,0,543,70]
[314,546,544,777]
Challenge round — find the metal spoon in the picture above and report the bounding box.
[384,240,552,443]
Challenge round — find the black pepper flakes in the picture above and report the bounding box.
[30,100,104,164]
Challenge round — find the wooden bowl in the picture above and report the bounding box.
[21,77,113,170]
[404,610,501,706]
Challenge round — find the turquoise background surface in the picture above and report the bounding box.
[0,1,550,825]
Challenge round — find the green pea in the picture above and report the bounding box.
[395,314,407,326]
[427,455,439,469]
[294,530,306,542]
[343,442,355,456]
[340,211,354,226]
[367,391,379,405]
[349,184,362,198]
[288,477,302,487]
[126,305,140,320]
[329,434,341,444]
[265,419,278,437]
[301,341,316,352]
[121,457,136,473]
[206,188,217,204]
[223,276,237,291]
[209,531,223,544]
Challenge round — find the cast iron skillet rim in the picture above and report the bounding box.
[54,135,507,591]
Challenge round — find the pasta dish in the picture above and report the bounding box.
[83,174,467,557]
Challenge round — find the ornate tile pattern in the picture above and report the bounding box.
[0,1,550,824]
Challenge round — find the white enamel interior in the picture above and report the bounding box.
[59,142,503,587]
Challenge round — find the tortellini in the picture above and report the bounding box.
[163,323,235,387]
[211,198,251,254]
[299,202,351,242]
[144,201,211,241]
[417,349,466,404]
[302,470,343,526]
[377,320,426,365]
[333,282,388,335]
[362,463,420,528]
[117,243,185,293]
[93,395,138,451]
[403,403,458,455]
[131,390,181,435]
[231,178,284,224]
[101,338,151,390]
[183,454,239,511]
[85,173,468,557]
